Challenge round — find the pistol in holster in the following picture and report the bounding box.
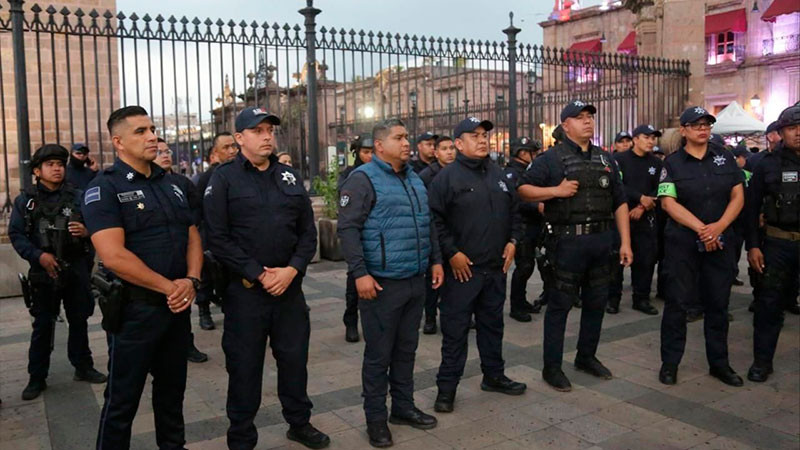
[92,272,125,333]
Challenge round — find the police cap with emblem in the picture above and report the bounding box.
[416,131,439,143]
[680,106,716,126]
[632,124,663,138]
[614,131,632,143]
[350,134,374,152]
[510,136,541,156]
[235,107,281,133]
[776,104,800,130]
[709,134,725,147]
[653,146,664,155]
[31,144,69,171]
[560,100,597,123]
[453,117,494,138]
[731,144,751,159]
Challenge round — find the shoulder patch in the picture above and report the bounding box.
[659,167,668,182]
[84,186,101,205]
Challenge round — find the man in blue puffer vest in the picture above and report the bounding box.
[338,118,444,448]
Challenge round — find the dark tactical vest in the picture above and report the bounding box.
[24,184,86,260]
[763,153,800,231]
[545,145,615,225]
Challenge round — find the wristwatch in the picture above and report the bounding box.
[186,276,201,291]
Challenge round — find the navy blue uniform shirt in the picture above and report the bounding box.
[82,159,194,281]
[520,138,627,211]
[203,152,317,283]
[428,152,524,269]
[745,144,800,249]
[657,144,744,230]
[9,182,87,270]
[66,159,98,190]
[613,149,663,209]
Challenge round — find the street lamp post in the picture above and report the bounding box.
[409,90,418,154]
[526,70,536,138]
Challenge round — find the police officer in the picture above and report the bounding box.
[204,107,329,449]
[410,131,438,173]
[338,118,442,448]
[504,136,544,322]
[66,143,99,190]
[656,106,745,387]
[86,106,202,449]
[8,144,107,401]
[338,134,374,343]
[613,131,633,153]
[429,116,527,412]
[653,146,665,161]
[745,104,800,382]
[607,124,663,315]
[194,131,238,329]
[154,138,209,363]
[418,135,456,187]
[419,135,457,334]
[518,100,632,392]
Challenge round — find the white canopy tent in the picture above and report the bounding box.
[713,101,767,135]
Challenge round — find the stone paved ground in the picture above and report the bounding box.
[0,258,798,450]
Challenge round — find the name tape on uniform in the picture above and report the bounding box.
[117,190,145,203]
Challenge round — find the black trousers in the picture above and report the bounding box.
[753,236,799,366]
[28,265,95,381]
[543,230,613,368]
[343,272,359,327]
[509,234,537,313]
[223,279,313,450]
[660,229,736,368]
[424,268,440,320]
[96,300,190,450]
[359,275,425,422]
[628,216,658,304]
[437,269,506,392]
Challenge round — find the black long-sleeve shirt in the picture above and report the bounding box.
[337,167,442,279]
[428,152,524,269]
[613,149,663,209]
[203,153,317,282]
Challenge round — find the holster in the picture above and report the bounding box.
[204,250,229,304]
[18,273,33,309]
[92,272,125,333]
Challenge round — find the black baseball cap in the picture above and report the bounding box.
[235,107,281,133]
[71,143,89,153]
[766,121,780,134]
[31,144,69,170]
[776,105,800,130]
[614,131,632,142]
[510,136,541,154]
[653,146,664,155]
[560,100,597,123]
[731,145,750,159]
[453,117,493,138]
[632,124,662,138]
[680,106,716,126]
[709,134,725,147]
[350,134,374,151]
[417,131,438,142]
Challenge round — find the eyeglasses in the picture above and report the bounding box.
[687,122,714,131]
[157,149,173,156]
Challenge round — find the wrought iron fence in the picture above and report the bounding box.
[0,0,690,212]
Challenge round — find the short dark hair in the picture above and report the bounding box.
[107,105,149,134]
[435,135,452,147]
[372,118,406,142]
[157,137,167,144]
[212,131,233,148]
